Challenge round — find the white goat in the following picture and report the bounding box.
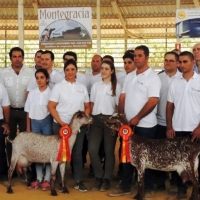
[6,111,92,196]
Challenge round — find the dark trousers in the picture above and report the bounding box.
[120,125,157,191]
[154,124,168,187]
[53,122,87,181]
[172,131,191,193]
[0,120,8,180]
[88,115,117,180]
[6,109,26,165]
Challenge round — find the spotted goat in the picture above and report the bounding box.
[105,113,200,200]
[6,111,92,196]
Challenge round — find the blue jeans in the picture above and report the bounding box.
[31,114,53,182]
[53,122,87,181]
[88,114,117,180]
[31,114,53,135]
[120,125,157,191]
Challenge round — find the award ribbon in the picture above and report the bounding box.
[119,124,133,163]
[56,125,72,162]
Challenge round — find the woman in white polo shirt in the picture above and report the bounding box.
[88,60,121,192]
[25,68,53,191]
[48,59,90,192]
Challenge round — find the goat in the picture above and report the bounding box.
[105,113,200,200]
[6,111,92,196]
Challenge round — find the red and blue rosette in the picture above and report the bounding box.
[56,125,72,162]
[119,124,133,163]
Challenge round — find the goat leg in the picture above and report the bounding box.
[7,166,15,194]
[59,162,69,194]
[136,169,145,200]
[50,174,57,196]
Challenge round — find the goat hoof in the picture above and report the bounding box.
[51,189,57,196]
[62,186,69,194]
[7,186,13,194]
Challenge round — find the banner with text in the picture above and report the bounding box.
[176,8,200,38]
[38,7,92,49]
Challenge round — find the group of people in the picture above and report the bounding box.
[0,43,199,200]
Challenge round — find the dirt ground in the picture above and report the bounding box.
[0,140,193,200]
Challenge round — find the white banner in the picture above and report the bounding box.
[38,7,92,49]
[176,8,200,38]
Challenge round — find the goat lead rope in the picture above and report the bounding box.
[119,124,133,163]
[57,125,72,162]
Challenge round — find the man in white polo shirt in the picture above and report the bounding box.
[85,54,102,94]
[27,50,62,92]
[166,51,200,199]
[32,50,43,72]
[192,43,200,74]
[155,51,181,193]
[109,45,161,200]
[0,47,33,165]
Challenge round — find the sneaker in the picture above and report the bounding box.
[74,181,87,192]
[100,179,110,192]
[108,188,132,197]
[30,180,42,189]
[168,185,178,195]
[91,178,103,191]
[41,180,50,191]
[144,191,154,200]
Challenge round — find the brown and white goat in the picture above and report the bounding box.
[6,111,92,196]
[106,113,200,200]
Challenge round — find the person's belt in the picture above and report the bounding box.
[10,107,24,111]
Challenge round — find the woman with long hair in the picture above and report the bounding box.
[25,68,53,191]
[88,60,121,192]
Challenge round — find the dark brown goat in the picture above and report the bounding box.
[106,113,200,200]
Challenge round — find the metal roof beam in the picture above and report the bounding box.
[32,0,38,14]
[193,0,200,7]
[111,0,142,38]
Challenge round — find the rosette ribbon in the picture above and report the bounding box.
[119,124,133,163]
[56,125,72,162]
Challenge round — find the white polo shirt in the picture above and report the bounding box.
[25,87,51,120]
[27,69,63,91]
[157,70,181,126]
[59,71,88,88]
[49,79,89,124]
[121,70,136,92]
[0,66,33,108]
[167,72,200,131]
[85,72,102,94]
[117,73,126,87]
[0,83,10,119]
[116,71,126,79]
[90,80,121,115]
[124,68,161,127]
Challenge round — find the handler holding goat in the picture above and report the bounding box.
[48,59,90,192]
[109,45,161,200]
